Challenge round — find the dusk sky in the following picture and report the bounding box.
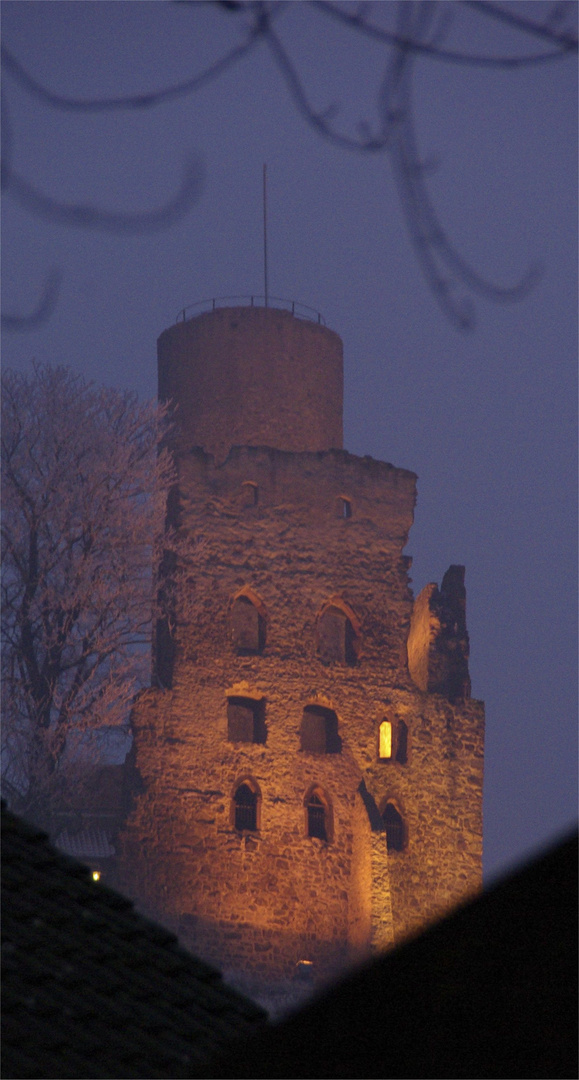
[2,0,577,884]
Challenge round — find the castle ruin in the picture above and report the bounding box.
[119,302,484,1008]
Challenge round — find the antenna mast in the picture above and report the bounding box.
[263,163,269,308]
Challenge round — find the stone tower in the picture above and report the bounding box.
[119,302,484,1009]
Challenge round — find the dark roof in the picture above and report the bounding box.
[1,803,266,1080]
[211,831,578,1080]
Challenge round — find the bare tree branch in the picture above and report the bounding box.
[463,0,578,50]
[1,365,176,822]
[1,78,204,236]
[1,0,574,330]
[262,14,390,151]
[0,27,262,112]
[314,0,577,67]
[381,1,542,330]
[1,271,61,332]
[4,159,204,233]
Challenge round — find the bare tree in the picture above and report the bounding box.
[1,365,174,826]
[1,1,576,329]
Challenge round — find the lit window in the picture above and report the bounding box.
[92,870,101,882]
[379,720,392,759]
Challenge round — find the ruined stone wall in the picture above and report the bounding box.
[173,446,416,677]
[407,566,471,702]
[364,689,484,942]
[122,681,367,983]
[120,444,484,988]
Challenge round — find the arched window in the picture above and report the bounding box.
[379,720,392,759]
[227,696,266,744]
[154,617,175,690]
[304,787,332,841]
[300,705,341,754]
[233,781,259,832]
[396,719,408,765]
[165,484,181,528]
[241,481,258,507]
[383,803,405,852]
[379,719,409,763]
[336,496,352,519]
[230,591,266,654]
[317,603,358,666]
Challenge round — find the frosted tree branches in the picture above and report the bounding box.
[1,365,174,823]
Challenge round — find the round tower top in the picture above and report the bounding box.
[158,305,343,463]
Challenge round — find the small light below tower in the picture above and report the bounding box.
[92,870,101,882]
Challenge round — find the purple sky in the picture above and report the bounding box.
[2,1,577,883]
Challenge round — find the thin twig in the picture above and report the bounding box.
[0,29,262,112]
[314,0,577,67]
[5,160,204,232]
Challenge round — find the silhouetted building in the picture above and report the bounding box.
[4,803,575,1080]
[1,803,265,1080]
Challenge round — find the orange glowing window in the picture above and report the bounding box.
[379,720,392,759]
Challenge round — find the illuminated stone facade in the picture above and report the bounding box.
[119,305,484,1004]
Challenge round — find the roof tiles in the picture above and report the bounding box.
[2,803,266,1080]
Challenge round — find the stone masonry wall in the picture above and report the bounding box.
[119,445,484,990]
[158,307,343,464]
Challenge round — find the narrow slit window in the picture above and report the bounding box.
[234,783,258,831]
[379,720,392,759]
[336,496,352,519]
[305,789,331,841]
[231,594,266,654]
[383,803,405,852]
[396,720,408,765]
[307,795,327,840]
